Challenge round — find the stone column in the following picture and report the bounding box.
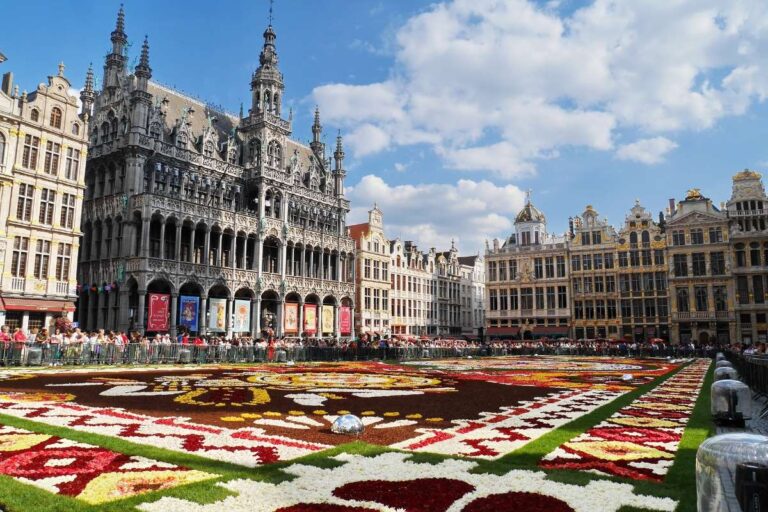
[338,254,343,283]
[217,232,223,267]
[189,227,196,263]
[231,235,237,270]
[280,241,287,279]
[170,293,178,338]
[350,302,356,339]
[123,221,135,257]
[175,222,182,261]
[199,295,208,335]
[136,290,146,334]
[159,219,166,260]
[334,304,340,338]
[225,298,232,338]
[141,217,151,258]
[298,302,304,338]
[106,291,116,331]
[310,250,315,279]
[118,290,130,332]
[257,237,264,277]
[203,227,211,266]
[252,297,261,337]
[88,290,97,331]
[276,298,284,337]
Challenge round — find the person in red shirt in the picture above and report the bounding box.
[12,328,26,343]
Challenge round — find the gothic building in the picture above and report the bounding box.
[77,8,355,338]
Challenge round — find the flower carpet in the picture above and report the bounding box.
[0,356,712,512]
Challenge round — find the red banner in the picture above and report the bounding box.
[340,306,352,335]
[303,304,317,335]
[147,293,170,332]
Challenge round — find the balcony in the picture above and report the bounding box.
[673,311,733,321]
[10,278,25,292]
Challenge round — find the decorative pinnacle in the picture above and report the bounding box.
[116,4,125,32]
[84,63,94,92]
[139,35,150,65]
[57,61,65,77]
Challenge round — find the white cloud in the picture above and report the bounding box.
[616,137,679,164]
[347,174,526,253]
[346,124,391,157]
[313,0,768,175]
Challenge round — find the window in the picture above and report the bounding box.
[521,288,533,310]
[50,107,62,128]
[11,237,29,277]
[629,250,640,266]
[657,298,668,318]
[737,276,749,305]
[709,227,723,243]
[499,289,508,310]
[607,300,617,319]
[30,108,39,122]
[694,286,708,311]
[655,272,667,292]
[673,254,688,277]
[710,252,725,275]
[641,250,651,266]
[595,275,604,293]
[43,141,61,175]
[557,286,567,309]
[644,299,656,318]
[364,288,371,310]
[735,243,746,267]
[692,253,706,276]
[65,147,80,180]
[690,228,704,245]
[592,231,602,244]
[55,243,71,281]
[713,286,728,312]
[556,256,565,277]
[38,189,55,225]
[489,290,498,311]
[72,123,80,136]
[60,193,76,228]
[534,258,543,279]
[581,232,590,245]
[571,255,581,272]
[621,299,632,318]
[509,259,518,280]
[672,230,685,246]
[203,141,215,158]
[604,253,614,269]
[754,275,765,304]
[584,276,593,293]
[676,287,689,313]
[654,250,664,265]
[545,257,554,278]
[15,183,34,221]
[0,132,5,164]
[22,135,40,169]
[606,275,616,292]
[33,240,50,279]
[574,301,584,319]
[751,242,761,266]
[488,261,497,281]
[535,288,545,309]
[618,252,628,267]
[582,254,592,271]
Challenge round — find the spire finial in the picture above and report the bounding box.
[84,63,94,91]
[135,35,152,79]
[116,4,125,33]
[57,61,65,77]
[268,0,274,26]
[526,188,532,203]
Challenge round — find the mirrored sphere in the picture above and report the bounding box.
[331,414,364,436]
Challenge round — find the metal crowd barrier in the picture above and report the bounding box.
[0,341,709,368]
[728,353,768,418]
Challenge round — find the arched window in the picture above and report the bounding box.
[100,122,110,144]
[0,132,5,165]
[641,230,650,246]
[629,232,638,247]
[248,138,261,165]
[30,108,40,122]
[203,141,215,158]
[50,107,62,128]
[264,91,271,112]
[272,93,280,114]
[72,123,80,136]
[267,140,281,168]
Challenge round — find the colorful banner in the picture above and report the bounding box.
[284,303,299,334]
[178,295,200,332]
[208,298,227,332]
[322,305,334,334]
[303,304,317,335]
[147,293,170,332]
[233,299,251,332]
[340,306,352,335]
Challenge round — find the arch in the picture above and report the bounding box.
[285,292,301,303]
[264,90,272,112]
[50,107,63,129]
[147,278,174,295]
[30,108,40,122]
[267,140,282,168]
[262,235,280,274]
[322,295,337,306]
[125,277,140,333]
[234,287,254,300]
[641,230,650,245]
[208,283,231,300]
[304,293,321,305]
[179,281,203,297]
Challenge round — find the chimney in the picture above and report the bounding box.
[1,72,12,96]
[668,198,675,215]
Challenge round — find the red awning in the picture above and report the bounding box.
[487,327,520,335]
[533,326,569,335]
[1,298,75,313]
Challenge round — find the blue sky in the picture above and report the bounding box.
[3,0,768,254]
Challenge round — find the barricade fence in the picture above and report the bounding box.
[0,342,710,367]
[728,352,768,417]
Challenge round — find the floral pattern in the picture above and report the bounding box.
[138,452,678,512]
[540,359,710,481]
[0,425,213,504]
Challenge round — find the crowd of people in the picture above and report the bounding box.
[0,324,722,366]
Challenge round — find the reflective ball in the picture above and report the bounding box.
[621,374,634,381]
[331,414,364,436]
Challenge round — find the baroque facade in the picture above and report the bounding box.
[458,255,485,337]
[389,240,436,336]
[485,196,571,339]
[666,189,733,344]
[726,170,768,344]
[348,205,390,336]
[0,59,87,332]
[77,8,355,338]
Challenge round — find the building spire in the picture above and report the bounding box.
[80,63,95,118]
[110,4,127,53]
[135,35,151,79]
[310,106,323,155]
[334,131,345,171]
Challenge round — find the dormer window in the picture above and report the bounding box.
[30,108,40,122]
[72,123,80,136]
[203,141,215,158]
[50,107,63,128]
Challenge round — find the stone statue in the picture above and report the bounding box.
[290,149,300,173]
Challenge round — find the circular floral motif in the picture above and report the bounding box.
[463,492,575,512]
[245,372,442,389]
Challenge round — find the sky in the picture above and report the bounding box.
[3,0,768,255]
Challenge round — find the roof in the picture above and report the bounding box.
[347,223,370,243]
[515,200,546,223]
[458,255,478,266]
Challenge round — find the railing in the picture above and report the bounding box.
[0,341,710,368]
[10,278,24,291]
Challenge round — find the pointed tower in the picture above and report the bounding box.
[334,132,346,198]
[130,36,152,134]
[250,21,284,117]
[80,63,95,120]
[103,5,127,91]
[310,106,324,157]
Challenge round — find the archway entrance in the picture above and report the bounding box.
[260,290,279,337]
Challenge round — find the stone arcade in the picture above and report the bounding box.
[77,8,355,338]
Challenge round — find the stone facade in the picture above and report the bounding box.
[459,255,485,337]
[0,59,87,332]
[726,170,768,344]
[485,196,571,339]
[76,8,355,338]
[389,240,436,336]
[348,206,390,336]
